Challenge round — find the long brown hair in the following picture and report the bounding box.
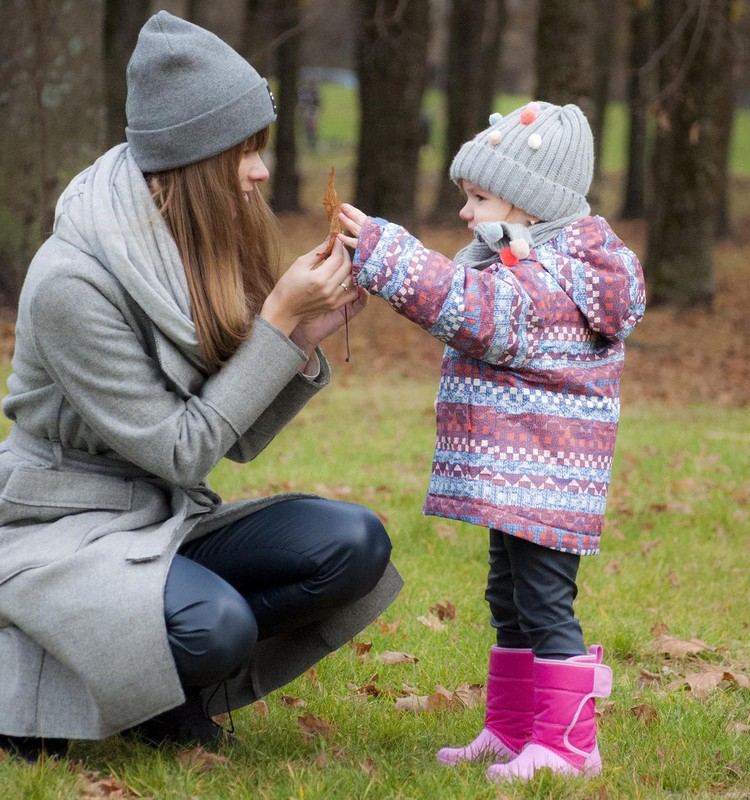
[149,128,280,373]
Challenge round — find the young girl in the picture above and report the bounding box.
[340,101,645,782]
[0,11,401,761]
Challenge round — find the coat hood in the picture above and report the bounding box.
[537,215,645,343]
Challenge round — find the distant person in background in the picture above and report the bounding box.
[340,101,645,782]
[299,78,321,151]
[0,11,400,762]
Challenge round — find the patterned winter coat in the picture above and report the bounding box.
[354,215,645,555]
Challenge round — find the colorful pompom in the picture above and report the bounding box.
[487,130,502,146]
[488,112,503,126]
[499,246,519,267]
[519,102,541,125]
[528,133,542,150]
[509,238,530,259]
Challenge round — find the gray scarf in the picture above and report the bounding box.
[55,143,203,366]
[454,209,589,268]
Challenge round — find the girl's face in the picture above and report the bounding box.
[459,181,536,230]
[238,146,269,200]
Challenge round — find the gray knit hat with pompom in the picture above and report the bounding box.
[125,11,277,172]
[449,101,593,223]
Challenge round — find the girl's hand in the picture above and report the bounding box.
[260,238,358,337]
[338,203,368,250]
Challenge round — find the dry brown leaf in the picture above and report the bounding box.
[394,694,429,712]
[296,711,337,740]
[631,703,659,724]
[253,700,269,717]
[653,629,714,659]
[637,667,663,686]
[353,641,373,657]
[77,771,130,799]
[306,668,319,686]
[279,694,307,708]
[417,612,447,631]
[377,620,400,634]
[174,746,230,771]
[379,651,419,665]
[318,166,342,260]
[360,757,379,776]
[429,599,457,621]
[667,666,750,700]
[451,682,486,709]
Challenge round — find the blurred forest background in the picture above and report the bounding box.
[1,0,749,318]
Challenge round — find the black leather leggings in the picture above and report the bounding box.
[164,498,392,688]
[485,529,586,659]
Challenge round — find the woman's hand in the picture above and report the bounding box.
[260,238,358,339]
[290,288,368,357]
[338,203,368,250]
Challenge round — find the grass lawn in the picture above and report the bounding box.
[0,371,749,798]
[1,84,749,799]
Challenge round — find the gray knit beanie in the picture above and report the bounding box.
[449,101,593,223]
[125,11,277,172]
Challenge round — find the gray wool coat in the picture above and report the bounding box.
[0,145,402,740]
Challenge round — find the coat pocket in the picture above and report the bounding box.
[0,467,133,523]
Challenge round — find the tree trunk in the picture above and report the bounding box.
[104,0,151,149]
[354,0,430,231]
[270,0,302,213]
[646,0,732,308]
[188,0,247,52]
[588,0,617,210]
[0,0,106,310]
[534,0,594,116]
[714,30,734,241]
[620,0,653,220]
[431,0,506,224]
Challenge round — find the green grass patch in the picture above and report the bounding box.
[1,363,748,798]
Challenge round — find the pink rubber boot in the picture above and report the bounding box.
[486,645,612,781]
[437,647,534,765]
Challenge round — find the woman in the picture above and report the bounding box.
[0,11,401,761]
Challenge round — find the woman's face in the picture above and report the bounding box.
[238,146,269,200]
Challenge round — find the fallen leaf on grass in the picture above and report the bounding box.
[631,703,659,724]
[279,694,307,708]
[175,746,230,772]
[429,599,456,621]
[296,711,337,741]
[360,758,379,776]
[378,651,419,665]
[77,771,130,799]
[377,620,400,634]
[666,666,750,700]
[651,625,714,659]
[253,700,269,717]
[394,683,485,713]
[417,612,447,631]
[352,641,373,658]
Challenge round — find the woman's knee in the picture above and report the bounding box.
[334,505,392,599]
[166,561,258,687]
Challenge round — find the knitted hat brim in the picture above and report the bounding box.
[450,144,589,222]
[126,80,276,172]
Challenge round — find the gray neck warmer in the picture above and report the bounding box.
[54,143,202,366]
[454,210,589,267]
